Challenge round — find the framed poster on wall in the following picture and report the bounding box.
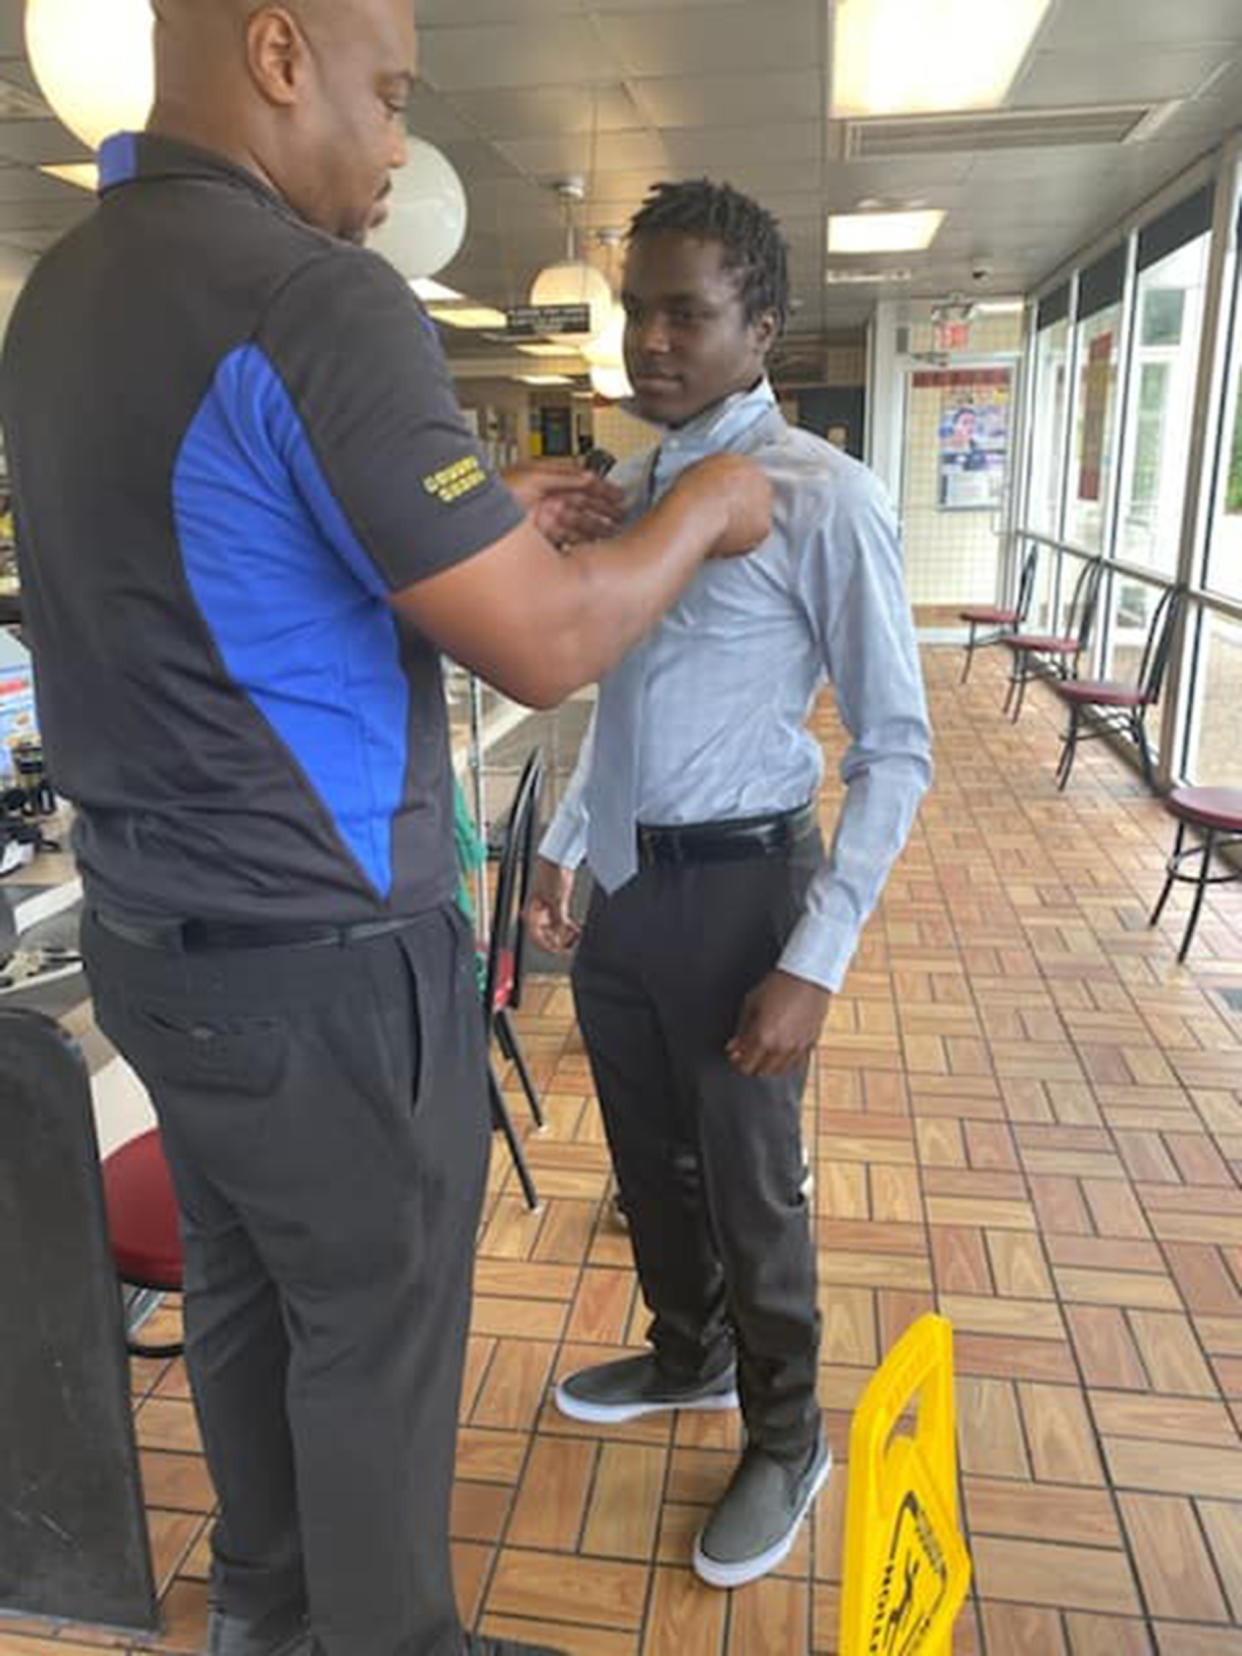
[914,368,1012,511]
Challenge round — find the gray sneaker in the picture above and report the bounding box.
[206,1609,312,1656]
[554,1352,738,1424]
[692,1432,832,1589]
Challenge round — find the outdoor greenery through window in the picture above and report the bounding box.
[1207,274,1242,602]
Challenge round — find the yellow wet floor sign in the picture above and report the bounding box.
[838,1315,971,1656]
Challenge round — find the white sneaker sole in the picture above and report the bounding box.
[692,1445,833,1589]
[553,1379,739,1425]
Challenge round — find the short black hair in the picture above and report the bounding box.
[628,179,790,334]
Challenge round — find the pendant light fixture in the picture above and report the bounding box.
[529,178,611,348]
[584,228,632,402]
[26,0,153,151]
[370,138,469,280]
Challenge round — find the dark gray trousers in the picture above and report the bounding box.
[571,838,823,1462]
[83,904,489,1656]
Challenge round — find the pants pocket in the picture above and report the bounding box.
[101,999,289,1100]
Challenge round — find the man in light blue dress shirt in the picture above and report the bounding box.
[526,181,932,1589]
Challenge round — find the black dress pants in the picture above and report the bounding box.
[83,904,489,1656]
[571,838,823,1462]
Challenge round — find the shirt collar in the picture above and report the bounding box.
[97,131,288,218]
[652,378,779,460]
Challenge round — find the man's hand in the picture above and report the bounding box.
[503,460,626,548]
[524,856,581,954]
[670,453,773,560]
[726,970,831,1078]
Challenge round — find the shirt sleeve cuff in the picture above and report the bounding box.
[539,812,587,869]
[778,912,857,994]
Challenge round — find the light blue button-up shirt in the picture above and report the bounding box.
[540,378,932,992]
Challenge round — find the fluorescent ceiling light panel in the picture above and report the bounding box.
[832,0,1053,117]
[516,374,573,385]
[411,278,463,302]
[40,161,96,191]
[428,305,508,329]
[975,298,1025,314]
[517,343,579,357]
[828,210,944,254]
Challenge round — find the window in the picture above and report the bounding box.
[1115,234,1212,576]
[1188,611,1242,786]
[1027,318,1070,538]
[1066,304,1123,552]
[1205,262,1242,602]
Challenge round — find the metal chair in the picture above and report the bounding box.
[959,541,1038,683]
[1149,787,1242,963]
[483,747,545,1211]
[102,1126,185,1358]
[1053,584,1185,790]
[1001,556,1104,722]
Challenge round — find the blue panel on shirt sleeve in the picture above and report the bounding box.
[172,345,410,896]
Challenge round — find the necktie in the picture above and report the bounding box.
[584,639,649,894]
[584,448,661,894]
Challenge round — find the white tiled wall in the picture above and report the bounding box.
[901,376,1006,608]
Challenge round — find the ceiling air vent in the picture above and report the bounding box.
[842,104,1155,160]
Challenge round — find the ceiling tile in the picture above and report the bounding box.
[1041,0,1242,48]
[442,84,643,140]
[631,69,822,128]
[493,128,670,179]
[659,122,821,171]
[419,20,620,92]
[407,83,483,146]
[0,117,89,166]
[593,3,821,77]
[416,0,585,20]
[0,164,84,204]
[1011,43,1235,106]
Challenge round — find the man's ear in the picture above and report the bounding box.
[247,7,307,108]
[752,308,780,361]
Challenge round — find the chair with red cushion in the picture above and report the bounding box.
[482,748,545,1210]
[1149,786,1242,963]
[1001,555,1104,722]
[959,541,1038,683]
[1053,584,1185,790]
[101,1127,185,1358]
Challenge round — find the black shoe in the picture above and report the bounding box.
[206,1609,312,1656]
[464,1637,568,1655]
[555,1351,738,1424]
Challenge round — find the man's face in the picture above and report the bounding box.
[285,0,415,244]
[621,232,777,428]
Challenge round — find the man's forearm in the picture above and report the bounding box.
[780,752,931,992]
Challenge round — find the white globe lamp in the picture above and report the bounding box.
[590,362,633,403]
[26,0,154,151]
[583,301,627,369]
[369,138,468,280]
[529,260,612,348]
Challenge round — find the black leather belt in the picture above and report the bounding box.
[91,911,418,954]
[636,801,818,869]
